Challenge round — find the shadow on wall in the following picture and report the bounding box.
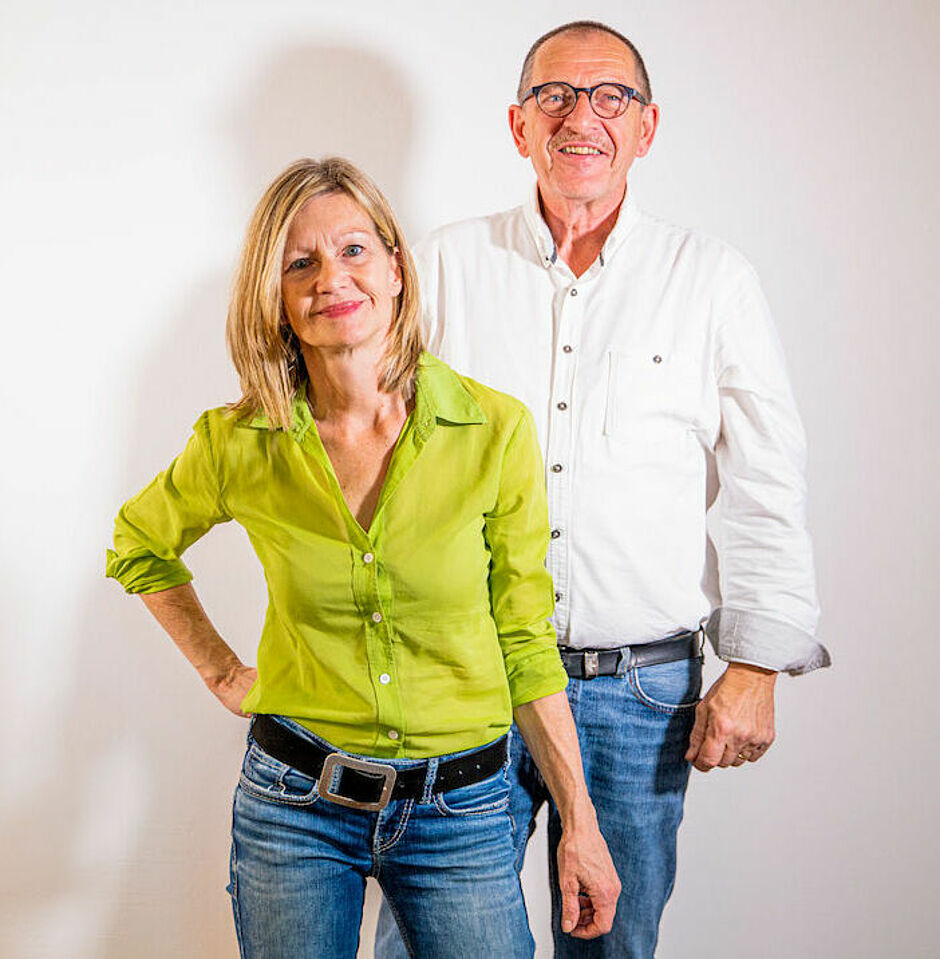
[0,45,414,958]
[229,43,418,236]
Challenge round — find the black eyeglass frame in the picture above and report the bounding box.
[522,81,649,119]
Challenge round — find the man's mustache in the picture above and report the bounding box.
[548,133,611,153]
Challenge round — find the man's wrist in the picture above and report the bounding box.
[724,661,778,686]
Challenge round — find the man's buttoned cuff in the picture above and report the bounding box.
[706,606,831,676]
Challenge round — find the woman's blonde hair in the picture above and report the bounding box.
[226,157,424,429]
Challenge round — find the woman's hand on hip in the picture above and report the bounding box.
[205,663,258,717]
[138,584,257,718]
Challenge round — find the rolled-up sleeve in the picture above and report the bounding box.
[706,262,830,675]
[105,411,231,593]
[484,407,569,706]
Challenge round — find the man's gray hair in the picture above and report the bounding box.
[516,20,652,105]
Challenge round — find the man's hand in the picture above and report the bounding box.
[685,662,777,771]
[205,663,258,717]
[556,809,621,938]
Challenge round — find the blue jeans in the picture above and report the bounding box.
[375,656,701,959]
[228,717,533,958]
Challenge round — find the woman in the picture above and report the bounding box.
[106,157,618,958]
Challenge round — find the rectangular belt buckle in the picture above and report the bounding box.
[582,650,599,680]
[317,753,397,811]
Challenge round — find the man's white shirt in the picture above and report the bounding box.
[414,189,829,674]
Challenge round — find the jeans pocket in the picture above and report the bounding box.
[433,767,511,818]
[629,658,703,714]
[238,741,320,806]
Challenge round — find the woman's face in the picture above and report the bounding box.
[280,191,402,355]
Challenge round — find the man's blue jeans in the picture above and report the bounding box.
[375,656,701,958]
[228,717,533,958]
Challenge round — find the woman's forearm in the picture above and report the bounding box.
[513,691,596,828]
[514,690,620,936]
[139,582,255,713]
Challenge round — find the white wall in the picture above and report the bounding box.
[2,1,938,956]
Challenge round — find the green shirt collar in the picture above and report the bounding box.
[413,352,486,437]
[243,352,486,437]
[245,389,314,440]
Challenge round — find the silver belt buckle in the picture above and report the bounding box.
[317,753,397,811]
[582,650,599,680]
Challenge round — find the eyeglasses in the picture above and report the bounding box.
[522,81,648,119]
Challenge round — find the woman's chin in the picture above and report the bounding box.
[300,333,385,358]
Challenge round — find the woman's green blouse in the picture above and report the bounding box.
[106,354,567,758]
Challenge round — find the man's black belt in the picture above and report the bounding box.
[559,629,703,680]
[251,714,507,812]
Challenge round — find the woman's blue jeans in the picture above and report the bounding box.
[227,717,533,958]
[376,655,702,959]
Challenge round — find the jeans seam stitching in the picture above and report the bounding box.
[375,799,414,854]
[237,772,319,805]
[229,795,245,957]
[433,790,511,817]
[628,667,699,714]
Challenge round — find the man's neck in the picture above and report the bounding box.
[539,186,626,278]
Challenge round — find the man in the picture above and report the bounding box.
[377,20,830,958]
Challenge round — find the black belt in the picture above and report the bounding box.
[251,714,507,812]
[559,629,703,680]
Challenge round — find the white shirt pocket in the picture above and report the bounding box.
[604,350,698,463]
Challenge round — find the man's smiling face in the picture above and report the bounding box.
[509,30,658,211]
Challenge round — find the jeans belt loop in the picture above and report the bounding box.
[421,757,440,804]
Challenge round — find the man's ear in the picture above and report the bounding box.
[508,104,531,159]
[635,102,660,159]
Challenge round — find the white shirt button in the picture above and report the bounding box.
[363,552,374,564]
[379,673,391,685]
[570,288,578,296]
[387,729,399,740]
[372,611,383,623]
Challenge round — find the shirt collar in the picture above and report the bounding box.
[245,388,313,440]
[242,352,485,438]
[413,352,486,438]
[523,186,559,266]
[600,188,640,263]
[522,183,641,270]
